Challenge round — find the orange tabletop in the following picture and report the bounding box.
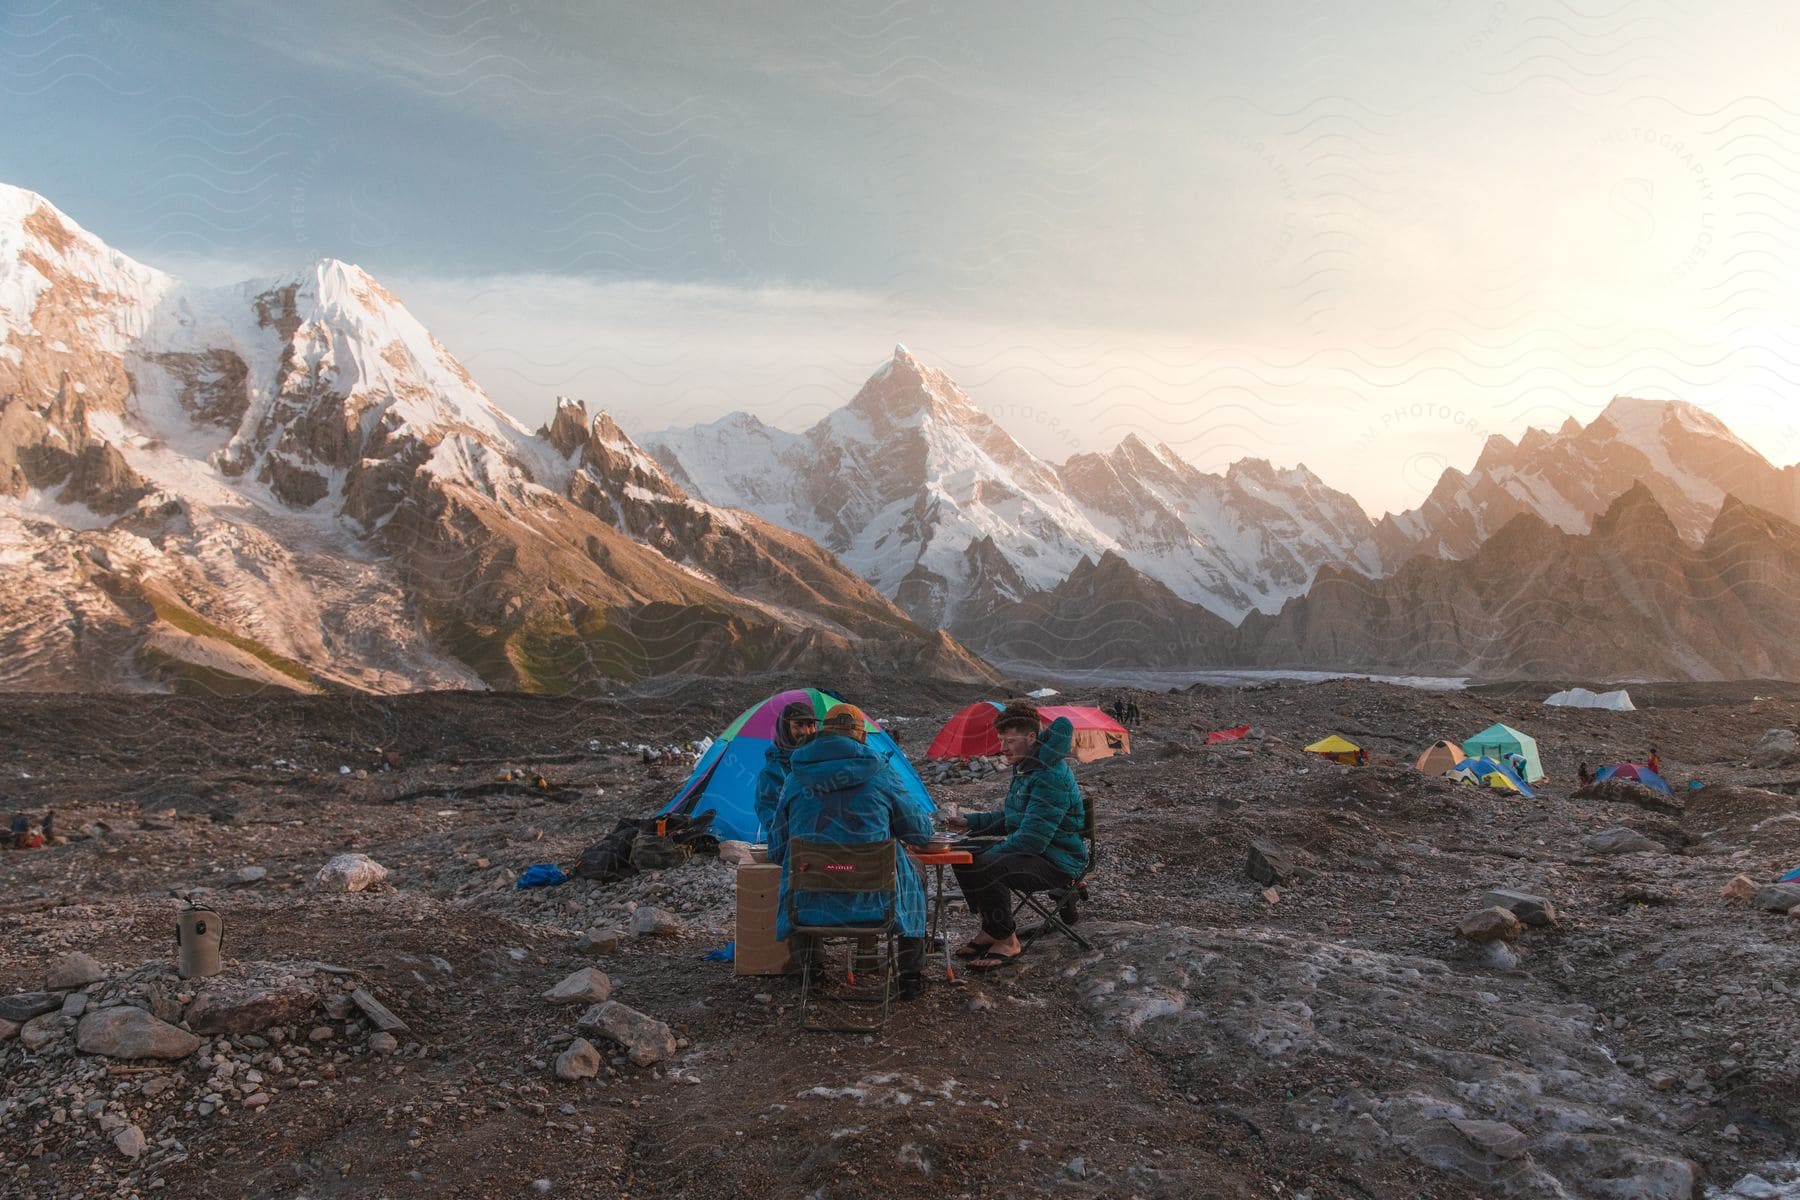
[907,848,973,866]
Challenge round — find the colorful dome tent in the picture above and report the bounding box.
[1594,763,1673,796]
[1449,756,1535,798]
[925,702,1130,763]
[1304,735,1361,765]
[659,687,935,842]
[1461,723,1545,783]
[1414,740,1465,775]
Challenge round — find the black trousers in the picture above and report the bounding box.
[953,851,1073,939]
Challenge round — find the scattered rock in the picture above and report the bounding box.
[0,992,61,1022]
[76,1007,201,1060]
[350,987,410,1034]
[1247,838,1295,885]
[185,985,320,1035]
[20,1012,73,1051]
[369,1031,399,1054]
[113,1124,146,1159]
[0,1017,18,1040]
[1259,887,1281,906]
[231,865,268,885]
[630,907,683,938]
[577,928,626,954]
[1582,827,1660,855]
[1479,889,1558,928]
[578,1001,677,1066]
[59,992,87,1018]
[544,967,612,1005]
[1753,883,1800,913]
[45,951,106,990]
[556,1036,602,1081]
[1455,907,1522,943]
[1450,1118,1529,1160]
[315,853,389,892]
[1721,875,1759,905]
[309,1025,335,1042]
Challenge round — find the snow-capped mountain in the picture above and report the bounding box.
[1376,396,1800,564]
[0,184,994,694]
[646,345,1387,626]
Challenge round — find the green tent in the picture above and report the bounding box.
[1461,723,1544,783]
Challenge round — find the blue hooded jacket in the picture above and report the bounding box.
[964,716,1088,879]
[753,744,791,840]
[768,732,932,940]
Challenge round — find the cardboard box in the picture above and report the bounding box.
[735,863,795,976]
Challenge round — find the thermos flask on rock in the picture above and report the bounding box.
[176,904,222,979]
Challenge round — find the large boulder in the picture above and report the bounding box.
[1753,883,1800,914]
[1583,827,1660,855]
[578,1001,677,1066]
[544,968,611,1005]
[1479,889,1559,928]
[45,952,107,990]
[1751,728,1799,768]
[556,1037,602,1081]
[1247,839,1297,886]
[315,853,389,892]
[184,985,320,1035]
[1455,907,1522,944]
[76,1006,201,1060]
[0,992,62,1022]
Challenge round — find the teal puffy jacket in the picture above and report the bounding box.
[964,717,1089,879]
[768,733,932,939]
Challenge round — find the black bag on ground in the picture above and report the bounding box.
[572,810,717,882]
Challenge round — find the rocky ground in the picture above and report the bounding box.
[3,676,1800,1199]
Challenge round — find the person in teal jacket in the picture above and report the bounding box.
[945,703,1088,970]
[768,703,934,997]
[754,702,817,839]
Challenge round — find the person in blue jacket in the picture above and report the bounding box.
[768,702,934,999]
[754,702,817,839]
[944,703,1087,970]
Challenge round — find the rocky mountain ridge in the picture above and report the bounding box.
[0,185,995,694]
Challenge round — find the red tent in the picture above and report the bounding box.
[1206,725,1252,744]
[926,701,1005,760]
[926,702,1131,763]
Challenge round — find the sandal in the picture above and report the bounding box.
[967,946,1027,971]
[953,939,994,961]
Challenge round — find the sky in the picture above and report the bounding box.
[4,0,1798,514]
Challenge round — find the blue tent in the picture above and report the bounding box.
[658,687,935,842]
[1594,763,1673,796]
[1449,756,1536,799]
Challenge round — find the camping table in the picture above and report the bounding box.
[907,847,973,978]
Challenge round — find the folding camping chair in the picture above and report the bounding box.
[784,838,901,1032]
[1012,795,1096,951]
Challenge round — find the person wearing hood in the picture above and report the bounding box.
[754,702,818,840]
[767,703,935,999]
[944,702,1087,970]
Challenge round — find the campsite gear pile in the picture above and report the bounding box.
[924,755,1007,784]
[573,811,716,883]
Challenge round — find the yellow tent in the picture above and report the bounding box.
[1414,740,1464,775]
[1304,735,1361,765]
[1450,764,1524,794]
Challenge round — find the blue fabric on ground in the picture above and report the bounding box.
[515,863,568,889]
